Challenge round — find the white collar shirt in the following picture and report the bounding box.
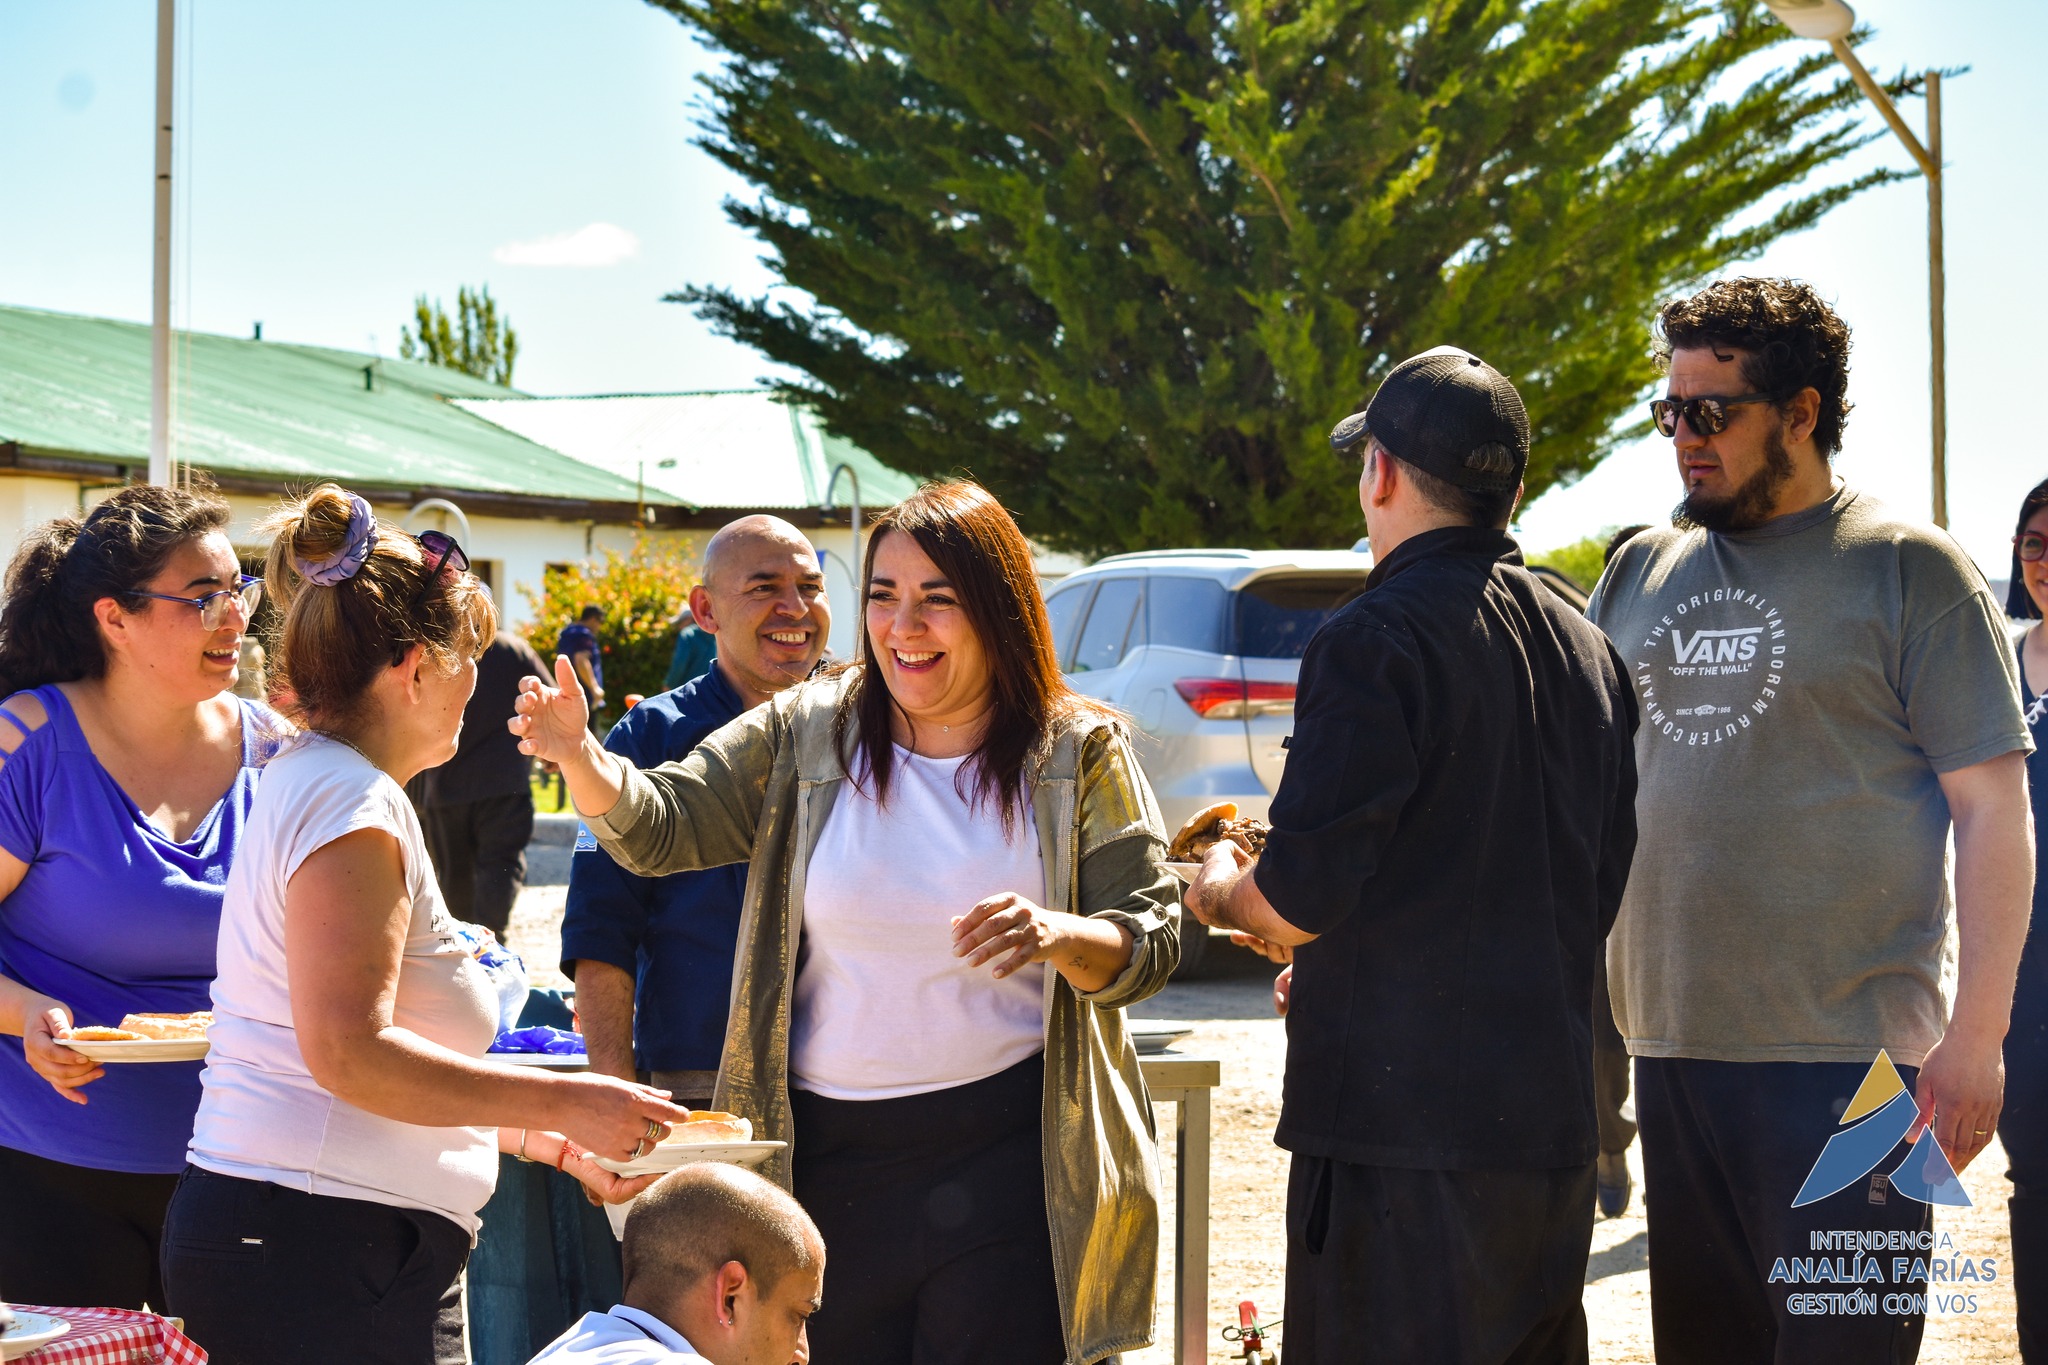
[525,1305,709,1363]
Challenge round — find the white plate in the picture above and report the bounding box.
[1,1311,71,1360]
[594,1139,785,1178]
[61,1036,208,1063]
[488,1053,588,1068]
[1164,862,1203,882]
[1129,1019,1196,1054]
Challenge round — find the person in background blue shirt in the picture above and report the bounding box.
[563,516,829,1108]
[525,1164,824,1365]
[558,606,607,726]
[663,607,718,693]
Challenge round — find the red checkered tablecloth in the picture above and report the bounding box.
[7,1305,206,1364]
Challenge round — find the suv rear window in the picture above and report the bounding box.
[1235,574,1367,658]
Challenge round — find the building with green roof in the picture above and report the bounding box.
[0,305,912,635]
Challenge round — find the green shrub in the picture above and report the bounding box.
[518,535,701,709]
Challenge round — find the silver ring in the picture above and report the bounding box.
[629,1138,650,1160]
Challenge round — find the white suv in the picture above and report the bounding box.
[1045,548,1376,972]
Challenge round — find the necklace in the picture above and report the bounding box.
[317,728,380,769]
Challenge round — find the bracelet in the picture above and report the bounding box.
[555,1139,574,1172]
[516,1129,532,1163]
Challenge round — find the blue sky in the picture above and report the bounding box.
[3,1,2040,572]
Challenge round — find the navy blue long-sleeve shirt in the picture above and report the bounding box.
[560,663,747,1071]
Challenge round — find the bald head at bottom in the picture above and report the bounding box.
[622,1163,822,1304]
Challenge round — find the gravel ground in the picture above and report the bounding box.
[506,867,2020,1363]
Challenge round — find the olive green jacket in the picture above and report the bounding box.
[583,672,1180,1364]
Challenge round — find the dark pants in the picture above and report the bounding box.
[1593,953,1636,1157]
[1636,1057,1931,1365]
[790,1053,1065,1365]
[467,1155,623,1365]
[421,792,533,937]
[161,1166,470,1365]
[2004,923,2048,1361]
[0,1144,179,1310]
[1281,1154,1595,1365]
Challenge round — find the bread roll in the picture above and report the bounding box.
[659,1110,753,1144]
[66,1025,146,1042]
[119,1012,213,1040]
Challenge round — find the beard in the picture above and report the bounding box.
[1673,426,1795,534]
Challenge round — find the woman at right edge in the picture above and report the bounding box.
[2004,475,2048,1362]
[513,479,1179,1365]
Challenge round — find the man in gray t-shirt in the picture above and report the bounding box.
[1588,278,2033,1365]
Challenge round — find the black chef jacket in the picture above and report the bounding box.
[1254,526,1638,1171]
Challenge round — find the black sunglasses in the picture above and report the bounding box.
[391,530,473,665]
[1648,393,1777,439]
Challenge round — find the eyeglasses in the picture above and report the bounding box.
[1648,393,1778,438]
[129,575,264,631]
[2017,532,2048,564]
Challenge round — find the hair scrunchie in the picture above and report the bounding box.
[297,493,377,586]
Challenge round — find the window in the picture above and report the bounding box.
[1235,575,1367,659]
[1044,580,1095,672]
[1071,577,1143,673]
[1146,577,1227,654]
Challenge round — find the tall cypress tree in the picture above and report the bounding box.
[659,0,1896,555]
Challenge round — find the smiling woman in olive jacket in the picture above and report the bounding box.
[515,480,1179,1365]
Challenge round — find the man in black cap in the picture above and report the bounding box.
[1188,346,1640,1364]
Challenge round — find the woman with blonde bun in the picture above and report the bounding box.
[162,485,690,1365]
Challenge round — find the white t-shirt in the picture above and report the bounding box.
[792,748,1048,1100]
[190,734,500,1234]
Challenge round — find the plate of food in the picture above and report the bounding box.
[593,1112,785,1177]
[1164,802,1271,890]
[60,1012,212,1063]
[0,1310,71,1361]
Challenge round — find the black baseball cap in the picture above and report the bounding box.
[1329,346,1529,493]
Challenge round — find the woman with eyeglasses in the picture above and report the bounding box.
[0,481,282,1312]
[162,485,688,1365]
[2004,477,2048,1360]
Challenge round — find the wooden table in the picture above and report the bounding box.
[1140,1053,1221,1365]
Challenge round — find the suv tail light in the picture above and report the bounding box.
[1173,678,1296,720]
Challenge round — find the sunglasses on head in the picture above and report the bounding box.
[2017,532,2048,564]
[391,530,473,665]
[1647,392,1777,439]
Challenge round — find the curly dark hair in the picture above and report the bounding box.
[0,480,233,695]
[1654,277,1854,457]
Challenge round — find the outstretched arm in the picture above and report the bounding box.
[511,656,629,820]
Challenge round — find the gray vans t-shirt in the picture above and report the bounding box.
[1587,485,2028,1065]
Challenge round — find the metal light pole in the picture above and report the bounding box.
[1762,0,1947,527]
[149,0,175,487]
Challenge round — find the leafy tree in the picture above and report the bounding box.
[660,0,1899,557]
[519,535,700,708]
[1531,530,1619,594]
[400,285,520,387]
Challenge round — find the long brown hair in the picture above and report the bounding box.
[835,480,1110,831]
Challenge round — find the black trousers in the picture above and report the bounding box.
[790,1053,1065,1365]
[0,1143,179,1311]
[2004,925,2048,1362]
[421,791,533,937]
[1281,1154,1595,1365]
[161,1166,471,1365]
[1593,953,1636,1157]
[1636,1057,1930,1365]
